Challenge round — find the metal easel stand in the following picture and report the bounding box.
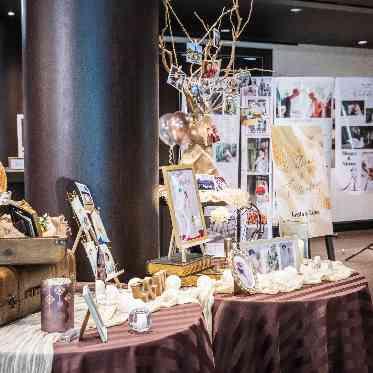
[344,243,373,262]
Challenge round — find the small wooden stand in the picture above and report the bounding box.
[168,228,208,262]
[79,310,91,341]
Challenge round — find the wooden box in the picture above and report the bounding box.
[0,250,76,326]
[147,253,213,277]
[0,237,67,265]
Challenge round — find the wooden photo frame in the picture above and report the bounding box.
[231,249,257,294]
[162,165,208,250]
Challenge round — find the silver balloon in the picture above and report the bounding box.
[159,113,175,146]
[159,111,191,146]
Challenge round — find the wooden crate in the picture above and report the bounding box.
[0,237,66,265]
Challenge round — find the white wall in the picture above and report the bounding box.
[273,44,373,222]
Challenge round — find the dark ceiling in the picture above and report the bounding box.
[166,0,373,49]
[0,0,372,49]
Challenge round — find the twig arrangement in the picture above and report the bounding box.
[159,0,258,118]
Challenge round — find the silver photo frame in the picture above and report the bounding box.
[231,249,257,294]
[82,286,108,343]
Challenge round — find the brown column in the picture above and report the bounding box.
[22,0,159,279]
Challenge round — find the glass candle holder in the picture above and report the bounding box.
[0,191,11,205]
[128,307,152,333]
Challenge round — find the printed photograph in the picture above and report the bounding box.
[75,182,94,208]
[83,241,98,277]
[90,209,110,244]
[213,28,220,48]
[366,108,373,123]
[215,143,237,163]
[70,196,92,232]
[100,244,117,276]
[167,65,186,91]
[186,42,203,65]
[341,100,365,116]
[204,206,236,244]
[247,175,270,203]
[241,77,272,97]
[223,95,239,115]
[261,244,280,273]
[232,254,256,290]
[166,168,207,245]
[276,80,333,118]
[196,174,216,191]
[361,152,373,192]
[240,100,269,135]
[202,60,221,79]
[341,126,373,149]
[278,241,295,269]
[247,138,270,174]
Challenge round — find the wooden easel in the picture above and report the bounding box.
[68,193,123,286]
[79,310,91,341]
[168,228,210,262]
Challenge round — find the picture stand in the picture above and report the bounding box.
[168,228,208,262]
[68,190,123,286]
[344,242,373,262]
[79,310,91,341]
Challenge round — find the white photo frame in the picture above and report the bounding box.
[82,286,108,343]
[16,114,24,158]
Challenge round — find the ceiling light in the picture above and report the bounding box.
[290,8,302,13]
[244,57,257,61]
[7,11,15,16]
[221,29,230,33]
[358,40,368,46]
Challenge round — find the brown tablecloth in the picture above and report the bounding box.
[213,273,373,373]
[53,303,214,373]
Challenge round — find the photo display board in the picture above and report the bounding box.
[241,77,273,240]
[335,78,373,193]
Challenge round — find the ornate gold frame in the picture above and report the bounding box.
[161,164,208,250]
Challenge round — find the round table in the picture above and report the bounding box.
[53,303,214,373]
[213,273,373,373]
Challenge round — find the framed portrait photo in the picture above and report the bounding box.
[82,286,108,343]
[162,165,208,250]
[231,250,257,294]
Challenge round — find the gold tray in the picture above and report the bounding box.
[147,253,213,277]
